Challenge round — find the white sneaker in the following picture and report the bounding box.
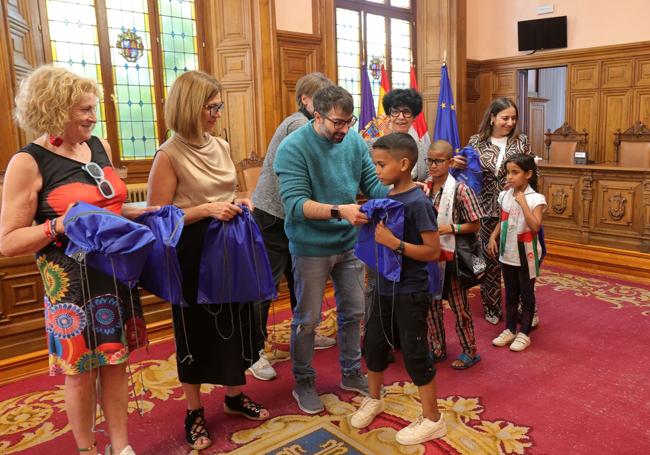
[105,445,136,455]
[492,329,516,347]
[248,350,277,381]
[350,396,385,429]
[314,334,336,350]
[395,414,447,445]
[509,333,531,352]
[531,313,539,328]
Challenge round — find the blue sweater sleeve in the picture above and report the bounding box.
[274,139,310,220]
[357,137,389,199]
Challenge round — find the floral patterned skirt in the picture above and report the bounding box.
[37,246,145,376]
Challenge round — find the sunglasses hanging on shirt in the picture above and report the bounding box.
[81,162,116,199]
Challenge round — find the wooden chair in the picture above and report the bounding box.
[543,123,588,165]
[235,151,263,194]
[614,121,650,168]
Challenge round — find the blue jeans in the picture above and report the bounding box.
[291,250,365,382]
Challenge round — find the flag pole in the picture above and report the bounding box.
[442,49,447,66]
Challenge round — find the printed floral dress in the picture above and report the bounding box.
[20,137,145,376]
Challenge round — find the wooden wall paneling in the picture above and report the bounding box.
[569,91,599,159]
[416,0,465,141]
[277,32,320,120]
[318,0,337,82]
[205,0,265,162]
[491,69,516,97]
[527,97,548,157]
[601,60,633,89]
[634,57,650,86]
[593,179,641,233]
[633,87,650,127]
[569,62,600,91]
[599,89,633,163]
[221,83,257,163]
[252,0,281,153]
[0,2,21,169]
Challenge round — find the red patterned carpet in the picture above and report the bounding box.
[1,265,649,454]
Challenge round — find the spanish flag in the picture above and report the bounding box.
[376,64,391,116]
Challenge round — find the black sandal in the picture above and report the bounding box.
[224,393,269,421]
[184,407,212,450]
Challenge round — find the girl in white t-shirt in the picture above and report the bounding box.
[487,155,546,352]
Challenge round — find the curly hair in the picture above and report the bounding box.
[13,65,100,136]
[381,88,423,117]
[165,70,222,143]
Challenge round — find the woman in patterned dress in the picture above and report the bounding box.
[453,97,534,324]
[0,66,155,455]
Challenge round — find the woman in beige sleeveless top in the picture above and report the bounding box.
[147,71,269,451]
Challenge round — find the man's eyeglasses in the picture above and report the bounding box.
[203,102,225,116]
[425,158,448,166]
[389,108,414,119]
[81,162,116,199]
[321,114,357,129]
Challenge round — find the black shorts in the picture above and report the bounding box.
[363,291,435,386]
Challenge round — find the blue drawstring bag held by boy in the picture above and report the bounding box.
[136,205,186,306]
[355,198,405,282]
[198,206,276,304]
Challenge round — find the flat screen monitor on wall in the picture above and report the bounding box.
[518,16,567,52]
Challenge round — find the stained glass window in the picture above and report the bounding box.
[158,0,199,95]
[390,18,411,89]
[106,2,157,160]
[44,0,199,161]
[46,0,106,139]
[336,9,361,122]
[335,1,413,128]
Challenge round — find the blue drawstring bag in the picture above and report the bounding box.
[427,261,443,298]
[355,199,405,282]
[136,205,186,306]
[198,206,276,304]
[450,146,483,196]
[64,201,156,287]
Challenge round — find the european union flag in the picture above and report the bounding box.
[433,64,461,153]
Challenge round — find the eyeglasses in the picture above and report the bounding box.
[81,162,116,199]
[321,114,357,129]
[425,158,448,166]
[389,108,414,119]
[203,102,225,116]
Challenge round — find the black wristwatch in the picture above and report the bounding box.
[394,241,405,255]
[331,204,342,221]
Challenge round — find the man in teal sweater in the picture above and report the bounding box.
[274,85,389,414]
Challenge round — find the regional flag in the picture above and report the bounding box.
[433,63,461,153]
[409,64,431,151]
[377,64,391,117]
[360,64,376,129]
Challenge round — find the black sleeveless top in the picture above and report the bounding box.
[17,137,142,376]
[18,136,127,224]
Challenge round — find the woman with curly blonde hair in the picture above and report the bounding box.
[0,65,155,455]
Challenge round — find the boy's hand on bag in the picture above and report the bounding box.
[375,221,399,249]
[487,237,498,258]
